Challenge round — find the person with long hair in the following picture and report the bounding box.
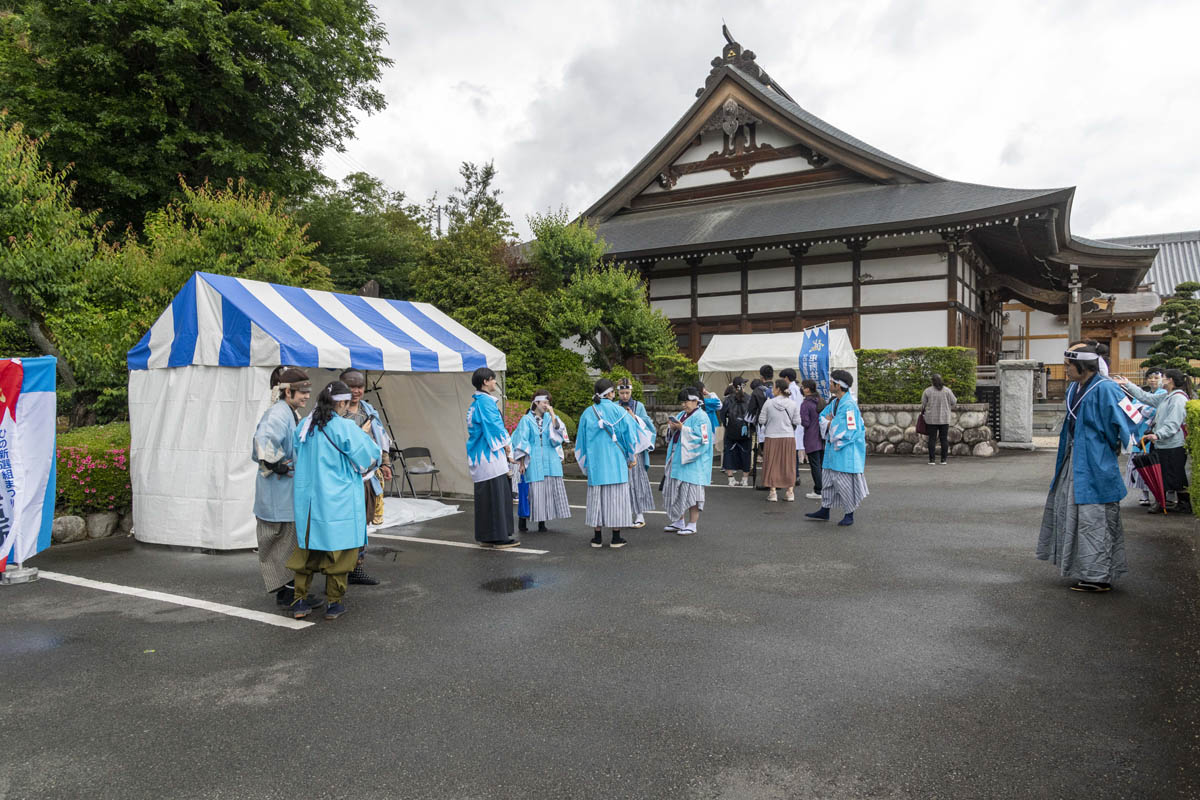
[805,369,868,526]
[663,387,714,535]
[251,367,311,606]
[758,379,802,502]
[575,378,639,548]
[919,373,957,465]
[467,367,520,548]
[338,368,392,586]
[798,379,826,500]
[718,376,752,486]
[1038,342,1133,592]
[1115,367,1193,513]
[287,380,382,619]
[511,390,572,533]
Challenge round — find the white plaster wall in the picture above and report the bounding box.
[651,298,691,319]
[698,295,740,317]
[1029,337,1069,364]
[803,261,852,286]
[802,286,852,309]
[861,279,944,306]
[1119,340,1133,359]
[697,271,741,293]
[1028,310,1067,336]
[649,276,691,298]
[861,254,945,281]
[859,311,947,349]
[748,291,794,314]
[748,266,794,290]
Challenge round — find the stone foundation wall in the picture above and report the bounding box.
[861,403,995,457]
[51,509,133,545]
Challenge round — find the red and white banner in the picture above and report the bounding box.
[0,356,57,571]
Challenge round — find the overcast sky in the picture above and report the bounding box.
[320,0,1200,242]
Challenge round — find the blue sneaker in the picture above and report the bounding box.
[289,597,313,619]
[805,507,830,521]
[324,601,347,620]
[838,513,855,526]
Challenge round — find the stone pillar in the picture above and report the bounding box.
[997,359,1038,449]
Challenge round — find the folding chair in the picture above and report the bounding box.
[397,447,443,498]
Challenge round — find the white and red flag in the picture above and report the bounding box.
[1117,396,1147,425]
[0,356,57,571]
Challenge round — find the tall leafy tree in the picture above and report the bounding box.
[527,209,607,291]
[0,0,391,231]
[1143,281,1200,377]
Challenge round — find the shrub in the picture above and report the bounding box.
[1186,400,1200,517]
[56,422,131,515]
[647,352,699,406]
[855,347,977,404]
[556,410,577,440]
[537,347,592,419]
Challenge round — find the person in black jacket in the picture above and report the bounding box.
[719,377,753,486]
[745,365,775,486]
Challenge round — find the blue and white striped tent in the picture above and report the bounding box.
[127,272,506,550]
[128,271,504,373]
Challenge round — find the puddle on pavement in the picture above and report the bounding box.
[1,631,65,656]
[480,574,539,593]
[365,546,403,561]
[762,510,790,515]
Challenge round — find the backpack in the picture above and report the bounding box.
[726,394,750,439]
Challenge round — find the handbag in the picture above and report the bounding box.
[916,412,928,435]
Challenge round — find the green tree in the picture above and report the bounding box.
[0,0,390,231]
[550,263,676,371]
[527,209,607,291]
[292,172,431,299]
[0,114,100,389]
[445,161,513,239]
[1144,281,1200,377]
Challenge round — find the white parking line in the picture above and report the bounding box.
[369,531,548,555]
[37,571,315,630]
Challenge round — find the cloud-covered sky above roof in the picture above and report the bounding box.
[321,0,1200,241]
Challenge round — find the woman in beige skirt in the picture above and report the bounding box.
[757,379,803,501]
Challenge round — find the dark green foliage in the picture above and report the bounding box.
[537,348,592,419]
[291,172,430,299]
[647,352,699,407]
[0,0,391,232]
[601,366,645,405]
[1186,400,1200,517]
[56,422,131,514]
[527,209,607,291]
[855,347,977,404]
[1143,282,1200,377]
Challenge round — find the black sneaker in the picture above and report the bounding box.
[348,564,380,585]
[518,518,528,533]
[537,521,547,532]
[275,584,294,606]
[611,534,628,548]
[590,532,603,548]
[1069,581,1112,592]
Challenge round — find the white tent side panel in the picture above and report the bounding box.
[697,330,858,397]
[130,366,273,550]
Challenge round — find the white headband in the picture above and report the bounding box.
[597,387,614,399]
[684,392,701,402]
[533,394,549,403]
[833,379,849,389]
[1065,350,1109,376]
[330,393,351,402]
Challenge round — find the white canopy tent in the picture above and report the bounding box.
[126,271,505,550]
[697,330,858,398]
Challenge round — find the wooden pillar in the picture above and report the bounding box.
[789,244,808,328]
[946,245,958,346]
[736,249,754,333]
[686,256,703,361]
[846,239,867,348]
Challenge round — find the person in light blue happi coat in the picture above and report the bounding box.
[663,387,714,536]
[511,390,572,533]
[575,378,639,549]
[251,366,311,606]
[1038,342,1136,592]
[805,369,867,527]
[617,379,656,527]
[339,369,394,586]
[1124,369,1166,506]
[287,380,382,620]
[467,367,519,548]
[617,381,655,471]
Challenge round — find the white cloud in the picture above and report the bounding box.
[324,0,1200,239]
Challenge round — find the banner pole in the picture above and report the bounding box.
[1,560,40,585]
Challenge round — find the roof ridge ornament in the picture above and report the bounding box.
[696,25,789,99]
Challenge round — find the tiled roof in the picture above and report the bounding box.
[1102,231,1200,293]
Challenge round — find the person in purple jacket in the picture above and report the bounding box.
[798,380,826,500]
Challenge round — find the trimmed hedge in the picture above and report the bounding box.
[856,347,977,404]
[1186,400,1200,517]
[56,422,131,515]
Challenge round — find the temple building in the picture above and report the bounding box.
[583,28,1158,364]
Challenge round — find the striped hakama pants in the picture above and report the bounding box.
[628,465,655,515]
[528,476,571,523]
[585,483,634,529]
[820,468,869,513]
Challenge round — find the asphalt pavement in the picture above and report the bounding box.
[2,450,1197,799]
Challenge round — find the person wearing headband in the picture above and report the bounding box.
[467,367,521,549]
[1115,366,1193,514]
[805,369,867,526]
[511,390,572,533]
[662,387,714,536]
[1123,369,1166,506]
[251,367,312,607]
[617,379,657,527]
[718,377,752,487]
[339,368,391,586]
[575,378,639,548]
[287,380,382,619]
[1037,341,1133,592]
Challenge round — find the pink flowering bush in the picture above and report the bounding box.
[56,422,131,515]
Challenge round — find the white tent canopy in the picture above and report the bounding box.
[697,330,858,397]
[126,271,505,550]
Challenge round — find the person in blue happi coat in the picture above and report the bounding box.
[339,369,394,586]
[575,378,639,549]
[663,387,714,536]
[511,390,572,533]
[287,380,382,620]
[805,369,868,526]
[617,379,656,527]
[1038,341,1135,592]
[1123,368,1166,506]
